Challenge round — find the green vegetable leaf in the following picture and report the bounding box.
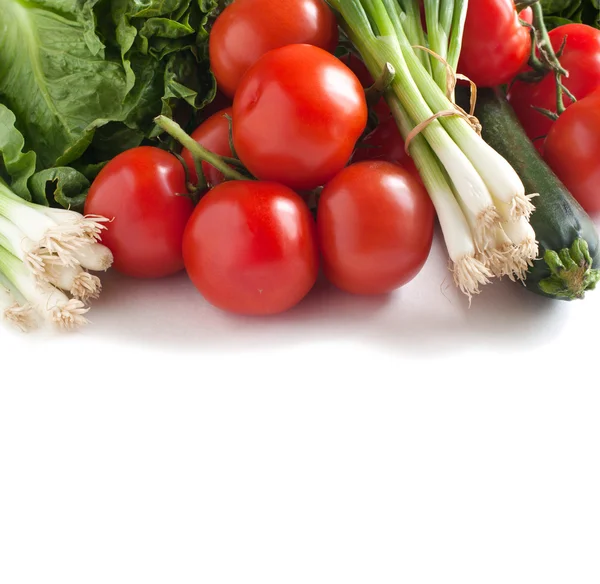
[29,167,90,210]
[0,103,36,201]
[159,51,217,124]
[541,0,600,28]
[0,0,220,207]
[545,15,581,27]
[0,0,130,167]
[139,16,196,58]
[541,0,577,12]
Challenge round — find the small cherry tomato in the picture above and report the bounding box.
[183,181,319,315]
[317,161,435,295]
[233,44,368,191]
[458,0,531,87]
[209,0,338,98]
[85,147,193,278]
[544,89,600,215]
[181,107,234,188]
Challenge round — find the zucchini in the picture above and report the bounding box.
[462,87,600,301]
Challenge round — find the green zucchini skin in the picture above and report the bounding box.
[463,87,600,300]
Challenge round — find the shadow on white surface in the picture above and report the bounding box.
[86,237,574,355]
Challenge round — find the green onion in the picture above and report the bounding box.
[329,0,538,297]
[0,277,37,332]
[0,179,112,331]
[0,244,89,330]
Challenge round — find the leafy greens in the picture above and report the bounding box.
[0,0,219,209]
[541,0,600,29]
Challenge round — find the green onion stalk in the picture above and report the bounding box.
[328,0,539,297]
[0,179,113,331]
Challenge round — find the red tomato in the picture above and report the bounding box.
[339,53,374,87]
[183,181,319,315]
[550,22,600,54]
[339,53,391,119]
[317,161,435,295]
[519,6,533,24]
[209,0,338,98]
[233,44,368,191]
[544,90,600,215]
[508,24,600,151]
[181,107,234,187]
[507,79,547,153]
[352,115,422,187]
[85,147,193,278]
[458,0,530,87]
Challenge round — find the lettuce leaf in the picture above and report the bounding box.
[541,0,600,29]
[0,0,129,168]
[0,103,37,200]
[1,102,97,207]
[29,167,91,211]
[0,0,218,206]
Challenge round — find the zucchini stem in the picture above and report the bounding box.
[540,239,600,300]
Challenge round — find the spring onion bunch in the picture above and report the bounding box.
[0,179,113,331]
[329,0,539,297]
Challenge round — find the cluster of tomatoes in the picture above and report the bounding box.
[84,0,434,316]
[458,0,600,215]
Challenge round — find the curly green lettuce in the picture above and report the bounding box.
[0,0,219,210]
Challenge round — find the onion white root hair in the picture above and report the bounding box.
[451,254,493,300]
[4,303,38,332]
[49,298,90,331]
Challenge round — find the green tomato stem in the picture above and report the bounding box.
[513,2,574,121]
[154,116,250,182]
[530,2,572,113]
[222,113,239,159]
[364,62,396,107]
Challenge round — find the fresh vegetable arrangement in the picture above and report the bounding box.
[1,0,600,332]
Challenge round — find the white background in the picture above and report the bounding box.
[1,233,599,583]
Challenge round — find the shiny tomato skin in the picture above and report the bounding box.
[181,107,233,187]
[209,0,338,98]
[317,161,435,295]
[508,24,600,151]
[507,79,548,153]
[183,181,319,315]
[352,115,423,187]
[544,90,600,215]
[519,6,533,23]
[458,0,530,87]
[233,44,368,191]
[549,23,600,54]
[510,53,600,151]
[85,147,193,279]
